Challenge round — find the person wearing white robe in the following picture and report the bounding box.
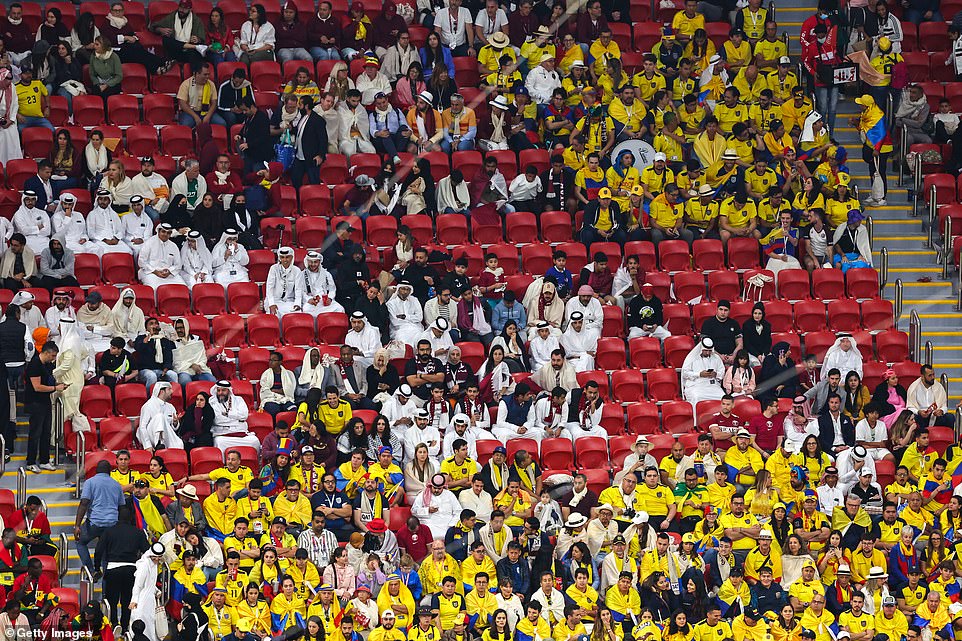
[300,251,344,316]
[137,382,184,450]
[386,281,423,344]
[821,334,863,379]
[44,290,76,339]
[10,291,45,339]
[0,69,22,165]
[531,350,578,392]
[565,287,604,338]
[211,229,250,288]
[381,383,417,435]
[529,322,559,372]
[208,380,261,452]
[565,382,608,441]
[264,247,304,318]
[12,191,51,254]
[525,388,571,442]
[51,318,92,434]
[402,409,442,464]
[110,288,145,345]
[345,312,381,368]
[559,312,597,371]
[258,355,298,415]
[681,337,726,406]
[296,347,325,401]
[442,413,495,459]
[411,473,462,539]
[122,196,154,262]
[179,231,214,288]
[492,385,539,443]
[417,318,454,365]
[172,317,215,386]
[86,190,131,254]
[130,543,166,641]
[138,223,186,289]
[50,194,101,258]
[76,292,113,354]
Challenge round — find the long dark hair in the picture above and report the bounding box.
[371,415,392,447]
[208,7,229,36]
[74,12,96,44]
[423,32,443,69]
[345,417,368,449]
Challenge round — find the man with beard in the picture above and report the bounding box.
[291,95,328,188]
[301,251,344,316]
[76,290,113,354]
[326,344,373,410]
[122,196,153,262]
[209,380,261,452]
[344,312,382,368]
[134,317,177,389]
[138,223,185,289]
[265,247,305,318]
[400,247,441,304]
[387,282,424,344]
[404,340,445,403]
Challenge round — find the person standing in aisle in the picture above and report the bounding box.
[94,505,150,636]
[24,341,62,473]
[74,459,125,580]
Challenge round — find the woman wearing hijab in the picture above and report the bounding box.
[219,192,262,250]
[0,68,22,165]
[37,235,78,292]
[756,341,798,404]
[110,287,145,344]
[741,302,772,366]
[190,193,225,247]
[161,195,194,238]
[871,369,908,429]
[490,321,529,373]
[399,158,436,215]
[179,391,214,451]
[180,230,215,288]
[365,349,399,405]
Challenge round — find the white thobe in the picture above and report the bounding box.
[344,325,381,367]
[565,399,607,441]
[264,263,305,317]
[131,552,162,641]
[86,206,131,254]
[44,305,75,339]
[52,211,101,257]
[560,326,597,371]
[442,428,494,459]
[381,395,417,436]
[138,236,186,288]
[211,240,250,287]
[821,346,863,379]
[387,295,423,344]
[410,488,462,539]
[565,297,604,338]
[417,328,454,364]
[122,212,154,261]
[137,395,184,450]
[301,267,345,316]
[12,205,51,254]
[180,244,214,288]
[209,391,260,452]
[402,425,441,463]
[522,396,564,442]
[529,334,560,372]
[681,352,726,405]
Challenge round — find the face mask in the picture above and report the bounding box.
[817,36,827,43]
[818,12,828,18]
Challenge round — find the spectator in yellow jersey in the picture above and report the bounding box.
[728,123,764,167]
[723,30,753,74]
[633,55,667,104]
[713,87,749,136]
[563,136,589,172]
[672,61,700,103]
[572,108,616,157]
[183,449,254,496]
[561,63,592,108]
[654,114,686,168]
[735,0,768,44]
[799,596,835,641]
[478,32,515,74]
[640,153,675,201]
[767,58,799,104]
[782,87,814,136]
[685,184,720,240]
[609,85,648,142]
[718,192,758,243]
[671,0,705,44]
[678,94,708,142]
[750,89,784,133]
[745,156,780,201]
[733,64,768,104]
[606,150,641,213]
[677,159,707,196]
[755,22,788,71]
[650,184,693,246]
[588,29,621,79]
[763,119,795,162]
[520,26,555,69]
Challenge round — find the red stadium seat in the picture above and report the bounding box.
[692,239,725,271]
[576,371,609,399]
[811,269,845,301]
[106,94,140,128]
[777,269,810,301]
[80,385,113,420]
[212,314,246,348]
[589,242,622,266]
[827,299,861,332]
[189,283,225,316]
[540,211,572,243]
[295,217,328,249]
[853,330,875,361]
[298,184,333,217]
[471,218,503,244]
[595,338,627,370]
[319,154,348,185]
[119,63,148,95]
[557,242,587,274]
[161,125,194,156]
[707,271,740,301]
[99,253,136,285]
[692,302,716,333]
[21,128,52,159]
[764,299,794,333]
[664,335,694,368]
[437,214,469,246]
[662,400,695,435]
[476,440,499,466]
[658,240,690,272]
[366,216,398,247]
[541,438,574,471]
[575,436,609,469]
[260,218,293,248]
[72,95,105,127]
[629,337,661,369]
[893,360,922,388]
[156,284,190,317]
[5,159,36,189]
[488,244,518,276]
[609,434,634,468]
[602,305,624,337]
[188,447,224,476]
[627,401,660,434]
[280,313,314,346]
[48,96,68,128]
[99,417,133,451]
[227,282,261,314]
[505,212,538,245]
[845,268,880,300]
[802,331,836,362]
[246,250,277,283]
[673,272,705,303]
[400,215,434,246]
[646,368,679,401]
[727,237,760,270]
[861,298,895,331]
[125,125,160,157]
[114,383,148,418]
[611,369,644,403]
[457,342,486,372]
[247,313,282,347]
[238,347,271,380]
[903,51,931,82]
[876,329,909,363]
[73,254,101,287]
[521,243,553,275]
[506,438,538,462]
[128,285,156,315]
[920,21,949,51]
[793,301,826,333]
[316,313,349,345]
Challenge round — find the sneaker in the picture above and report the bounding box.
[39,463,57,471]
[863,197,878,206]
[3,453,10,463]
[25,465,40,474]
[875,198,887,206]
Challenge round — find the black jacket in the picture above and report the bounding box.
[133,333,175,371]
[240,109,273,166]
[295,112,328,162]
[582,200,626,232]
[93,521,149,570]
[23,176,53,211]
[817,410,856,454]
[0,317,26,365]
[871,382,907,417]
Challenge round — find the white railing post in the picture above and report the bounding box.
[58,532,68,579]
[909,310,922,362]
[75,432,85,499]
[944,217,954,280]
[912,154,922,216]
[928,185,938,247]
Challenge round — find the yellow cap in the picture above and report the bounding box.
[837,172,851,186]
[682,532,698,544]
[855,94,876,108]
[772,502,787,512]
[878,36,891,51]
[598,187,613,198]
[630,185,645,196]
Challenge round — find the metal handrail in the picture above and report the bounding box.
[941,373,950,400]
[58,532,68,579]
[867,216,874,250]
[0,435,7,478]
[909,309,922,363]
[911,154,922,216]
[75,431,86,499]
[769,0,776,21]
[886,93,894,136]
[955,407,961,442]
[15,467,25,509]
[879,247,888,291]
[944,216,954,280]
[160,562,172,603]
[895,279,903,330]
[925,341,933,366]
[928,184,938,248]
[898,123,908,186]
[52,398,64,467]
[79,566,94,609]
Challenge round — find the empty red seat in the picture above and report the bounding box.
[812,269,845,301]
[212,314,246,348]
[646,368,679,401]
[663,335,694,368]
[521,243,553,275]
[827,299,861,332]
[803,331,836,362]
[540,211,572,243]
[658,240,690,272]
[727,237,760,270]
[156,284,190,316]
[189,447,224,476]
[845,268,880,300]
[125,125,160,157]
[72,95,105,126]
[662,400,695,434]
[629,337,662,369]
[611,369,644,402]
[861,298,895,331]
[693,239,725,270]
[777,269,810,300]
[575,436,609,469]
[707,271,740,301]
[114,384,148,417]
[247,313,282,347]
[506,211,538,244]
[99,417,133,450]
[316,312,349,344]
[238,346,271,380]
[437,214,468,246]
[673,272,705,303]
[73,254,101,286]
[80,385,113,419]
[595,337,627,370]
[876,329,909,363]
[541,438,574,471]
[161,125,194,156]
[793,300,826,333]
[280,313,314,346]
[227,282,261,314]
[764,299,794,333]
[366,216,398,247]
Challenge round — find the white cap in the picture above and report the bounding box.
[654,152,667,162]
[779,55,792,65]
